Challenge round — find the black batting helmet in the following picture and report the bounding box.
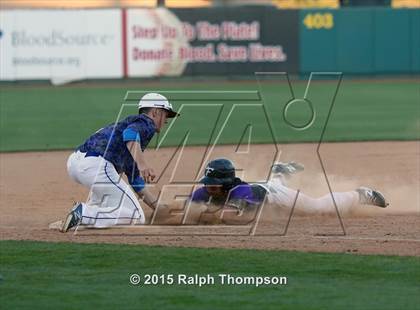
[200,158,236,186]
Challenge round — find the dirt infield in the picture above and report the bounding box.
[1,141,419,256]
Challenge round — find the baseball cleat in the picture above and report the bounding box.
[61,202,83,232]
[356,187,389,208]
[271,161,304,175]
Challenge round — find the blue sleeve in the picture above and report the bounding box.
[191,188,210,202]
[123,127,141,143]
[228,184,258,204]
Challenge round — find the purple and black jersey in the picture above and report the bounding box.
[77,114,156,192]
[191,183,267,208]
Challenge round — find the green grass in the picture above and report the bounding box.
[0,79,419,152]
[0,240,419,309]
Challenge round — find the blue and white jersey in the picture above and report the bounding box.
[77,114,156,192]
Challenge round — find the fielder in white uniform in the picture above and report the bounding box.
[61,93,179,232]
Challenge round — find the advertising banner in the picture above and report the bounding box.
[0,9,122,81]
[126,7,299,77]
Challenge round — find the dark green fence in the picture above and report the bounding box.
[300,8,420,74]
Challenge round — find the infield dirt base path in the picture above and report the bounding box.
[1,141,419,256]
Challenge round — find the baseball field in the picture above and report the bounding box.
[0,78,419,309]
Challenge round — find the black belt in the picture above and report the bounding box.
[82,150,102,157]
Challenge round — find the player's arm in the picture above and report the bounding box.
[225,199,247,210]
[125,163,165,212]
[224,184,254,212]
[126,141,156,183]
[123,126,155,183]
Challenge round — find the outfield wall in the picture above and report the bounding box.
[300,8,420,74]
[0,7,418,80]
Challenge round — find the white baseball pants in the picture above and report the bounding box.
[263,176,359,215]
[67,151,145,227]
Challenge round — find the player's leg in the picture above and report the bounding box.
[80,161,145,228]
[63,152,145,231]
[266,162,387,213]
[265,178,386,214]
[265,177,358,214]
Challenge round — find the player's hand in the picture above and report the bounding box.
[141,166,156,183]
